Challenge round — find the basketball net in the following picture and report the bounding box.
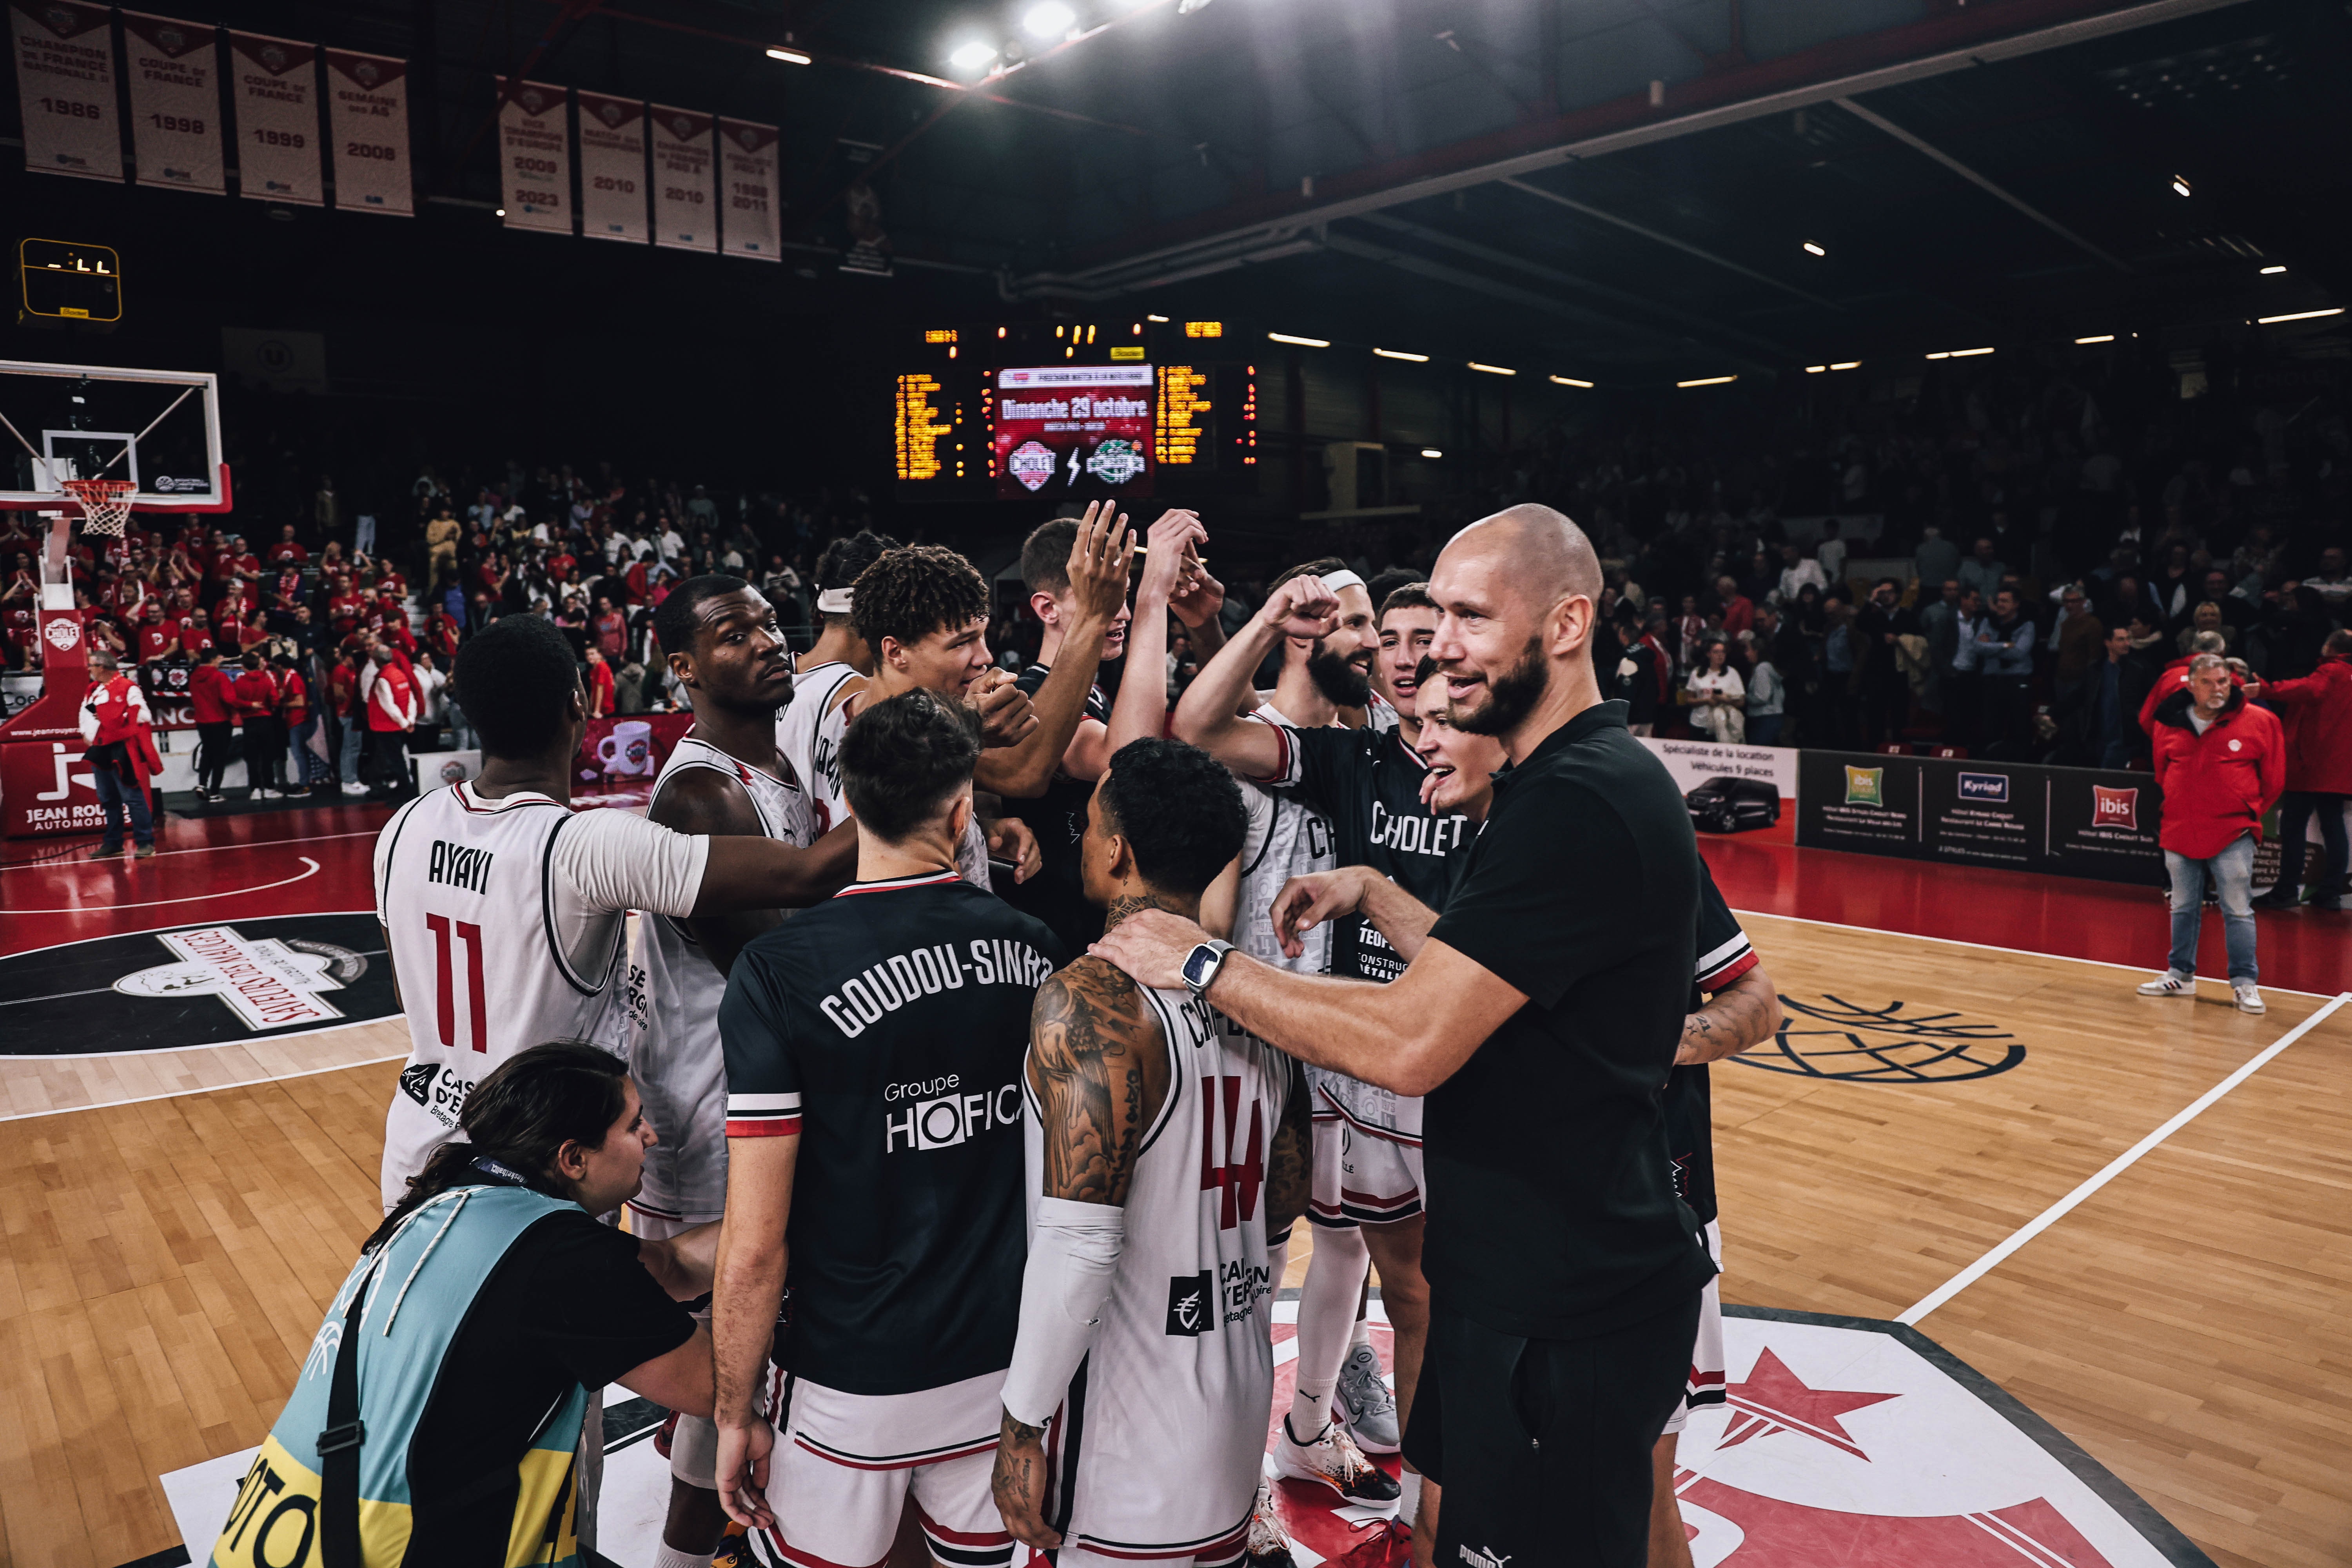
[62,476,137,538]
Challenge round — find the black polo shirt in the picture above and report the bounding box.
[1422,699,1716,1340]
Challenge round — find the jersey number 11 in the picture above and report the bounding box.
[424,914,488,1051]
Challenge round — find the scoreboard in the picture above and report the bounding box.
[893,319,1257,501]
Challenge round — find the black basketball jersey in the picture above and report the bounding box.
[720,871,1070,1395]
[1270,722,1477,983]
[1661,862,1756,1228]
[1003,662,1111,952]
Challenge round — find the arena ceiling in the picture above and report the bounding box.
[39,0,2352,385]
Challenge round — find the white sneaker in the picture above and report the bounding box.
[341,781,369,796]
[1335,1341,1401,1454]
[2233,982,2265,1015]
[1243,1478,1295,1568]
[2136,972,2194,997]
[1272,1415,1400,1503]
[253,788,281,799]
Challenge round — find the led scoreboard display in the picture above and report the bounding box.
[893,322,1256,501]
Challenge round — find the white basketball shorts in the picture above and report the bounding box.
[1662,1221,1725,1438]
[1308,1114,1423,1228]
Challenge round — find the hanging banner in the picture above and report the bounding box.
[11,0,121,182]
[717,118,781,261]
[497,77,572,234]
[122,12,221,194]
[649,105,716,253]
[576,90,648,243]
[228,31,320,205]
[323,48,410,215]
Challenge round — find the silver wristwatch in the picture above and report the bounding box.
[1180,938,1237,999]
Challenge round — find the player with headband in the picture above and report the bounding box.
[777,529,896,834]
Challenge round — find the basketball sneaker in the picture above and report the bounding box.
[1272,1414,1401,1502]
[1244,1478,1297,1568]
[2233,982,2265,1015]
[2135,972,2194,996]
[1334,1341,1401,1453]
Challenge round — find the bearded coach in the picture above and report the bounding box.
[1096,504,1713,1568]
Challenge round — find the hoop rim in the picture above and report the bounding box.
[62,475,139,537]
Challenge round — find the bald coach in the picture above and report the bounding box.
[1094,504,1714,1568]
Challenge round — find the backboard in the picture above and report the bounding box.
[0,359,229,512]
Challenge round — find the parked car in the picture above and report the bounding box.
[1686,774,1780,833]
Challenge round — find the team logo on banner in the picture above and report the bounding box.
[518,85,550,113]
[2091,786,2140,831]
[1086,439,1146,486]
[1007,441,1056,492]
[596,99,624,125]
[257,42,291,72]
[44,617,81,650]
[1843,766,1884,807]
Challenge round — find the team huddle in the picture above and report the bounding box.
[326,503,1775,1568]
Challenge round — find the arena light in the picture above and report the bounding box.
[1802,241,1826,257]
[1146,313,1169,322]
[1372,347,1429,362]
[1831,361,1861,370]
[2258,307,2344,325]
[2074,334,2115,345]
[1678,375,1737,387]
[1023,2,1076,38]
[2170,175,2192,197]
[1268,331,1329,347]
[1420,448,1443,459]
[1805,365,1826,373]
[1927,347,1994,359]
[1468,361,1516,376]
[494,207,506,217]
[2259,265,2286,275]
[765,47,812,64]
[1549,374,1593,388]
[948,40,998,71]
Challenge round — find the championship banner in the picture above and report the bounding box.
[576,90,648,243]
[993,365,1156,501]
[11,0,122,182]
[497,77,571,233]
[228,31,320,205]
[122,12,222,194]
[649,104,716,252]
[323,48,410,215]
[717,118,780,261]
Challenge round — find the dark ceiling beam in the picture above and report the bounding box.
[1830,95,2133,271]
[1316,231,1669,361]
[1009,0,2252,292]
[1352,212,1800,359]
[1496,177,1842,311]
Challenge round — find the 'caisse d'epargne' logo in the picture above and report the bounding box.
[1007,441,1056,493]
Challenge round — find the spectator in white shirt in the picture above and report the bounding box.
[1815,519,1848,587]
[1778,543,1827,603]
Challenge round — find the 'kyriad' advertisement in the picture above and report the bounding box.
[993,365,1154,501]
[1794,750,2167,886]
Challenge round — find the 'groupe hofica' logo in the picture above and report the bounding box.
[1843,766,1884,808]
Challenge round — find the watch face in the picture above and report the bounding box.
[1182,944,1218,990]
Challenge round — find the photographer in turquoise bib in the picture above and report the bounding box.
[213,1044,717,1568]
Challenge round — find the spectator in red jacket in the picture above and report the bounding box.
[79,649,163,857]
[2251,629,2352,912]
[2138,629,2233,734]
[188,647,238,800]
[231,652,287,799]
[2137,653,2287,1014]
[363,645,418,799]
[584,645,615,718]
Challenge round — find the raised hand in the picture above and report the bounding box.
[1260,572,1340,643]
[1064,499,1138,628]
[970,669,1040,750]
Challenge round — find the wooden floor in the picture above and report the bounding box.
[0,922,2345,1568]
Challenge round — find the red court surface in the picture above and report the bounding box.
[3,801,2341,993]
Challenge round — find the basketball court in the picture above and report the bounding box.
[2,809,2343,1568]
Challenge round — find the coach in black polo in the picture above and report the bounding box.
[1095,504,1713,1568]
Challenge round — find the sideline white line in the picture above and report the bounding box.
[1896,989,2351,1325]
[1733,906,2337,1001]
[0,827,378,872]
[0,1051,406,1123]
[0,856,320,914]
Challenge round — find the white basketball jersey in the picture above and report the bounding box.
[374,782,701,1209]
[1235,781,1338,974]
[783,667,992,893]
[776,660,860,835]
[1022,983,1289,1563]
[628,738,816,1225]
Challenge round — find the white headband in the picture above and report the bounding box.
[1319,570,1367,595]
[816,588,853,615]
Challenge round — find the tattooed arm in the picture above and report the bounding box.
[1264,1056,1312,1237]
[1676,962,1782,1067]
[993,957,1172,1549]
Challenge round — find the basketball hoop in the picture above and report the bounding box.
[62,476,137,538]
